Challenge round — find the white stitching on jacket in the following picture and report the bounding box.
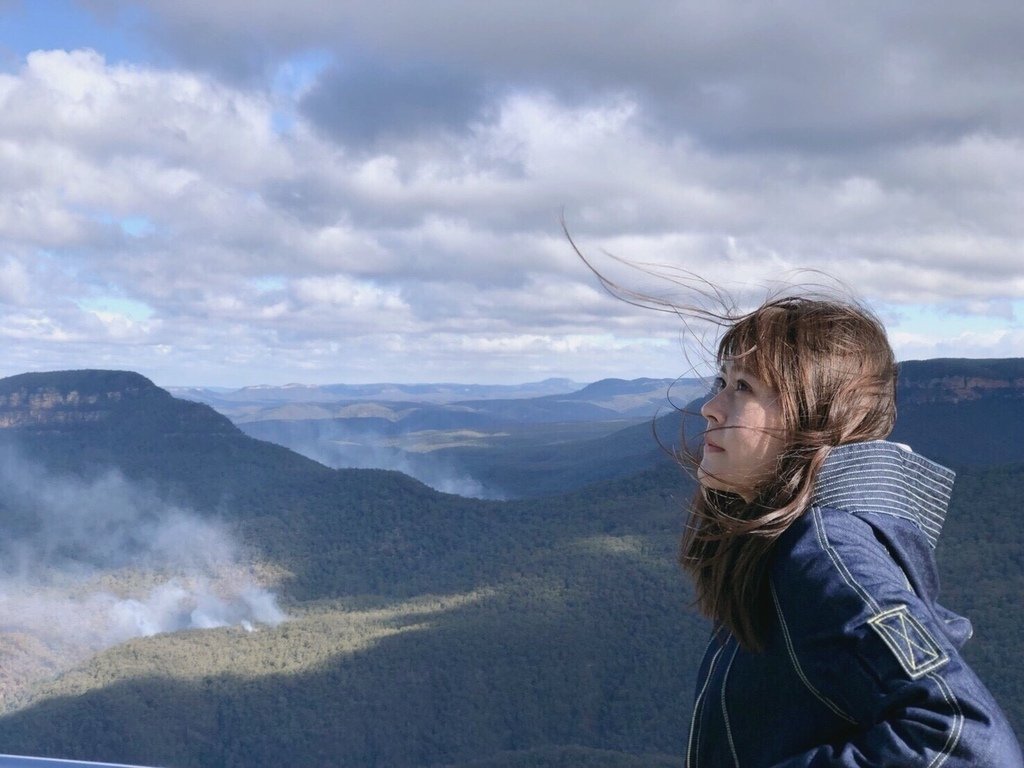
[687,638,726,768]
[817,465,952,509]
[926,670,964,768]
[720,642,741,767]
[811,506,880,613]
[816,460,953,506]
[813,506,962,767]
[770,580,858,725]
[868,604,950,679]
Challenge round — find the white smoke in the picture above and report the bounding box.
[246,421,505,499]
[108,580,287,637]
[0,449,287,707]
[426,471,493,499]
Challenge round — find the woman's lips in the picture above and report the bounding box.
[704,438,724,453]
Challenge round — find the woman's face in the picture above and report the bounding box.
[698,360,786,502]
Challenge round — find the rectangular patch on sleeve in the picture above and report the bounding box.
[868,604,949,680]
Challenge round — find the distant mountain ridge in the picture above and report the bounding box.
[897,357,1024,403]
[169,357,1024,419]
[889,358,1024,467]
[0,369,323,511]
[5,359,1024,485]
[169,377,584,409]
[11,358,1018,420]
[206,359,1024,498]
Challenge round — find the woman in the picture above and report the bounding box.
[681,297,1023,767]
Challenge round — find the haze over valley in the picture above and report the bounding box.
[172,377,708,499]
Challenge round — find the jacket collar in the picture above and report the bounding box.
[811,440,955,548]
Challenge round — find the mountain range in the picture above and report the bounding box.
[0,362,1020,767]
[207,359,1024,499]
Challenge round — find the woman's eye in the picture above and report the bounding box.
[711,376,726,393]
[735,379,752,392]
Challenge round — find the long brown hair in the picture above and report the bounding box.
[564,227,898,650]
[680,297,897,650]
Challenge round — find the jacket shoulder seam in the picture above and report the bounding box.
[809,506,881,614]
[770,579,859,725]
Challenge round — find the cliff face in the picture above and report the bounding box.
[898,373,1024,404]
[0,387,135,428]
[0,371,159,429]
[897,359,1024,404]
[0,369,242,443]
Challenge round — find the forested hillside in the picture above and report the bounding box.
[0,371,700,767]
[0,465,702,767]
[0,368,1020,767]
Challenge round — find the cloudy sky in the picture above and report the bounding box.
[0,1,1022,387]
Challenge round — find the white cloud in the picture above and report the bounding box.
[0,5,1020,385]
[892,328,1024,361]
[0,257,31,304]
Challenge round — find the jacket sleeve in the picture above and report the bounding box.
[768,507,1024,768]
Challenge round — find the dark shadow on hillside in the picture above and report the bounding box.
[934,461,1024,740]
[891,399,1024,468]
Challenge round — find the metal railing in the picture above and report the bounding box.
[0,756,159,768]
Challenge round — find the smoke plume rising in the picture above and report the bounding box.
[0,449,286,708]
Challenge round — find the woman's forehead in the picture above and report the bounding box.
[720,356,779,386]
[720,359,755,376]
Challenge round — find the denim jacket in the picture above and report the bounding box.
[685,440,1024,767]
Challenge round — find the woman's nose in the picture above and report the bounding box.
[701,390,724,423]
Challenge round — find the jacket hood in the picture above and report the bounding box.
[811,440,955,549]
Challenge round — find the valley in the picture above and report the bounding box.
[0,362,1021,767]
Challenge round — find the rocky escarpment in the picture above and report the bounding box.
[0,370,161,429]
[898,358,1024,404]
[0,369,242,442]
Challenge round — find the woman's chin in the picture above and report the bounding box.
[697,465,728,493]
[698,467,751,500]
